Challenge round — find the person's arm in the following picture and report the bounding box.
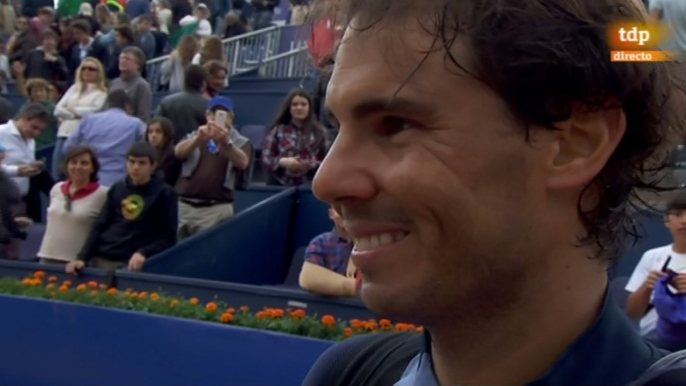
[136,120,146,141]
[197,20,212,37]
[261,126,282,171]
[137,82,152,120]
[218,139,250,170]
[299,261,356,297]
[175,130,203,159]
[54,87,75,119]
[76,188,116,263]
[137,189,178,258]
[63,116,87,152]
[72,91,107,117]
[625,251,658,319]
[1,164,19,177]
[160,55,174,78]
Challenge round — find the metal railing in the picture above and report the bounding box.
[257,46,311,78]
[145,25,305,90]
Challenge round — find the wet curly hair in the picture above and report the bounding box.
[308,0,686,261]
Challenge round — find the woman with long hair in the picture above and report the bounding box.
[161,34,199,92]
[145,117,181,187]
[262,89,328,186]
[193,35,225,65]
[37,145,108,265]
[94,4,113,34]
[52,57,107,180]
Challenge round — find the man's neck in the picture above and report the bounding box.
[431,259,607,386]
[120,71,139,81]
[132,176,151,186]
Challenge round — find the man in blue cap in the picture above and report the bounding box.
[174,96,252,239]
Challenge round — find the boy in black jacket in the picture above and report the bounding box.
[66,142,178,273]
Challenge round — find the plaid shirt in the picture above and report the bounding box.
[261,123,328,186]
[304,230,353,275]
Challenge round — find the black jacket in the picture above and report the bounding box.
[78,172,178,262]
[0,171,26,245]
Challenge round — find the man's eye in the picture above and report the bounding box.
[380,116,414,136]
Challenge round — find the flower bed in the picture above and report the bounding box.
[0,271,422,341]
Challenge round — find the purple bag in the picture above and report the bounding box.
[653,271,686,343]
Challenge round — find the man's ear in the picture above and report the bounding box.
[546,102,626,190]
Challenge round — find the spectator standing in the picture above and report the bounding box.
[202,59,226,98]
[37,146,108,265]
[262,90,328,186]
[174,96,251,239]
[73,3,100,40]
[14,78,57,150]
[0,164,27,260]
[65,142,178,272]
[21,0,52,19]
[192,35,224,65]
[63,89,146,187]
[106,24,136,78]
[53,58,107,179]
[146,117,181,186]
[0,0,16,37]
[135,14,156,60]
[124,0,150,20]
[158,64,208,143]
[179,4,212,40]
[250,0,279,30]
[94,4,114,34]
[222,11,248,39]
[109,45,152,120]
[22,30,69,86]
[8,16,38,65]
[160,34,199,92]
[68,19,109,76]
[155,0,172,34]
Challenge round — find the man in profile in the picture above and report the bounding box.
[303,0,686,385]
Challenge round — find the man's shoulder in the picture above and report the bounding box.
[632,350,686,386]
[302,332,422,386]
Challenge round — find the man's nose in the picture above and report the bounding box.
[313,129,378,206]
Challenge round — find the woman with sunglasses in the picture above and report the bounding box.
[52,57,107,180]
[37,145,108,265]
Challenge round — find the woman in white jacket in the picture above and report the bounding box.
[52,57,107,180]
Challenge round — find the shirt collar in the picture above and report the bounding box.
[8,120,22,138]
[412,285,664,386]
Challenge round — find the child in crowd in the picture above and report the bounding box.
[145,117,180,187]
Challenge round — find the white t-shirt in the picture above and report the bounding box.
[625,244,686,335]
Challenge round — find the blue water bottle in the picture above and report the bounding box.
[207,139,219,154]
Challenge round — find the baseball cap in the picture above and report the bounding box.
[208,96,234,112]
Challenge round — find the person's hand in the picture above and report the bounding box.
[65,260,85,275]
[17,164,40,177]
[195,125,211,142]
[279,157,302,170]
[12,61,24,75]
[128,252,146,271]
[346,259,357,278]
[671,273,686,294]
[208,122,229,142]
[44,52,57,62]
[14,216,32,228]
[645,270,668,290]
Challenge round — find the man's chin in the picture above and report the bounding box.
[359,283,423,323]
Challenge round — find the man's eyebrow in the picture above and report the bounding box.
[326,96,437,123]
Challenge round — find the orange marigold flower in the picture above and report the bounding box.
[99,284,107,289]
[206,302,217,312]
[220,313,233,323]
[76,284,87,292]
[33,271,45,279]
[90,290,98,297]
[87,281,98,289]
[170,299,179,307]
[59,285,69,292]
[21,277,31,286]
[379,319,392,329]
[107,288,117,296]
[131,293,139,299]
[46,283,55,290]
[256,310,268,319]
[321,315,336,328]
[416,326,424,333]
[395,323,414,332]
[240,305,249,313]
[139,291,148,299]
[63,280,72,288]
[226,307,236,314]
[270,309,284,318]
[50,292,57,298]
[290,309,306,319]
[350,319,363,329]
[150,293,160,301]
[47,275,57,283]
[189,297,199,306]
[343,327,353,338]
[125,288,133,294]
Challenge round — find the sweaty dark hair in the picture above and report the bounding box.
[309,0,686,261]
[115,24,136,44]
[106,89,132,111]
[184,64,207,92]
[127,141,158,164]
[20,103,50,124]
[70,19,91,35]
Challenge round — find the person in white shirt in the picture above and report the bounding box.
[38,145,108,265]
[626,195,686,337]
[180,4,213,40]
[0,103,51,200]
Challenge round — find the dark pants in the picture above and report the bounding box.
[23,171,54,223]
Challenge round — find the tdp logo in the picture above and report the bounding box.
[618,26,650,46]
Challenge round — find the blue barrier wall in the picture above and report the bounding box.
[144,188,297,284]
[0,295,332,386]
[290,187,333,259]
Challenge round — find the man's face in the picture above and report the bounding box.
[126,156,154,184]
[42,37,57,51]
[666,209,686,243]
[38,14,52,26]
[138,20,151,33]
[313,24,553,323]
[119,52,138,73]
[16,17,28,32]
[208,70,227,91]
[20,118,47,139]
[73,28,87,43]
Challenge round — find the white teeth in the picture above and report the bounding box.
[353,232,408,252]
